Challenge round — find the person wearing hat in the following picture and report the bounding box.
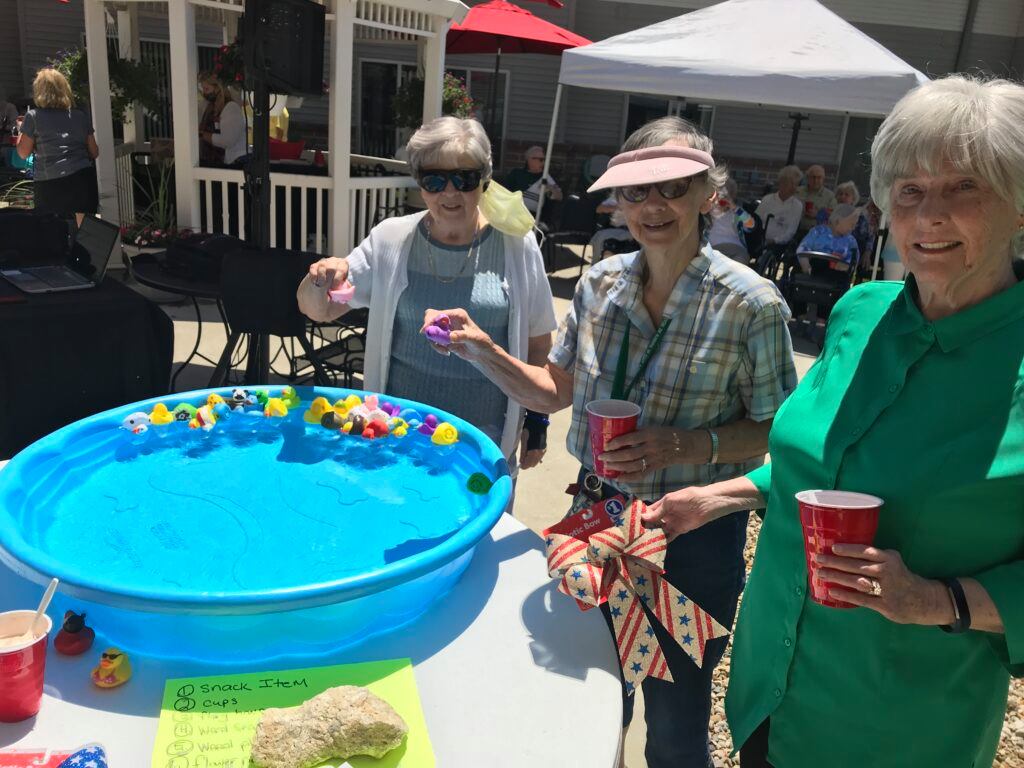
[420,116,797,768]
[504,145,563,214]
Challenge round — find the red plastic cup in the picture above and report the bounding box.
[797,490,883,608]
[0,610,53,722]
[585,399,641,479]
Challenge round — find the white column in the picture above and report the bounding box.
[329,0,355,254]
[224,11,239,45]
[117,6,143,145]
[168,0,200,230]
[421,21,450,122]
[84,0,119,224]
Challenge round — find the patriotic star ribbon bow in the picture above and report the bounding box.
[545,498,728,694]
[56,745,108,768]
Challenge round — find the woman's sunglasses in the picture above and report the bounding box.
[418,169,483,193]
[618,176,698,203]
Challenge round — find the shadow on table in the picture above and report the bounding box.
[520,580,618,683]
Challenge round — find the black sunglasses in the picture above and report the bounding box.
[101,652,121,660]
[418,169,483,194]
[618,176,700,204]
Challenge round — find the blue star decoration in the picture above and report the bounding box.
[638,644,650,656]
[611,605,622,618]
[546,537,553,547]
[646,625,656,637]
[639,593,650,604]
[676,594,688,605]
[636,575,648,586]
[618,589,629,601]
[625,681,636,694]
[576,588,587,599]
[682,633,693,646]
[58,746,109,768]
[571,568,582,580]
[679,615,690,626]
[631,662,643,674]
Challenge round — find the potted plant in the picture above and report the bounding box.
[48,48,160,124]
[393,72,477,130]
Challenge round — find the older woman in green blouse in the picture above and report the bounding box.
[647,74,1024,767]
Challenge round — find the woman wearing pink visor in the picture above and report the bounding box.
[422,117,797,767]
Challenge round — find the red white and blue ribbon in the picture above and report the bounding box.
[545,498,728,694]
[57,746,108,768]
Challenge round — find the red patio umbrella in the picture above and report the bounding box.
[447,0,591,139]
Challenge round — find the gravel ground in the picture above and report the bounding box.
[703,514,1024,768]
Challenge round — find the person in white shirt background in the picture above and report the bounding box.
[198,72,247,167]
[755,165,803,246]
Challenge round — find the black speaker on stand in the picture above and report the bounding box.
[240,0,325,382]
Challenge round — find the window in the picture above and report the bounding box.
[358,60,418,158]
[622,95,714,142]
[445,67,509,166]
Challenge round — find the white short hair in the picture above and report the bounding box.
[835,181,860,201]
[777,165,802,186]
[405,116,493,181]
[870,75,1024,228]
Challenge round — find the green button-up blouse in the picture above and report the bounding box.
[726,269,1024,768]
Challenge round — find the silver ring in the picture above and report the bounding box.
[640,457,648,473]
[868,579,882,597]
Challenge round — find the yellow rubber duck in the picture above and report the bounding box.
[189,404,218,430]
[431,422,459,446]
[264,398,289,418]
[207,393,226,408]
[280,386,301,410]
[388,417,409,438]
[91,647,132,689]
[149,403,174,426]
[303,397,332,424]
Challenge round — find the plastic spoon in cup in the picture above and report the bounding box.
[29,578,58,638]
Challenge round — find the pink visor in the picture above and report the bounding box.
[588,146,714,193]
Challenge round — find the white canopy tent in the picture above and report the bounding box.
[537,0,929,276]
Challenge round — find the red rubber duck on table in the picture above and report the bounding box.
[54,610,95,656]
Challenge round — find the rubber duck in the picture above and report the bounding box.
[304,396,333,424]
[343,413,366,436]
[342,394,362,412]
[254,389,270,407]
[424,314,452,347]
[364,418,390,439]
[91,647,132,689]
[172,403,197,422]
[54,610,95,656]
[418,414,439,437]
[264,398,289,418]
[431,422,459,446]
[388,417,409,438]
[189,404,218,431]
[121,412,150,434]
[321,410,346,430]
[229,388,258,411]
[207,393,226,408]
[466,473,494,495]
[149,403,174,426]
[327,280,356,304]
[280,386,301,410]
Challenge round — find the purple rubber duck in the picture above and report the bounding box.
[423,314,452,347]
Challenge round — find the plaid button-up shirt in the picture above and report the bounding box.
[549,245,797,502]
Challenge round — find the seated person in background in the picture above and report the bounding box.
[797,163,837,233]
[755,165,803,246]
[709,177,755,264]
[504,145,562,215]
[198,71,247,167]
[587,193,631,260]
[834,180,875,258]
[796,203,860,275]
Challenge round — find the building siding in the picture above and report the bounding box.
[0,0,23,100]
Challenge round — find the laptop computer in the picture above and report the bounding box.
[1,216,119,294]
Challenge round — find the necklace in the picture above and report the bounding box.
[423,217,480,284]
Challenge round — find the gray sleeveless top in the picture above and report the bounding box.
[387,221,510,445]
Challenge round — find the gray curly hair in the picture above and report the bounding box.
[405,116,493,182]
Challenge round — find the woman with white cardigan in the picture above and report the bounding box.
[297,117,557,472]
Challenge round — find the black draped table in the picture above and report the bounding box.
[0,277,173,459]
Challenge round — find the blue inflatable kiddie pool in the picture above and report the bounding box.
[0,386,511,662]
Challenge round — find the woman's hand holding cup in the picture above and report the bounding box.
[599,426,709,483]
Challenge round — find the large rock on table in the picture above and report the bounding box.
[250,685,409,768]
